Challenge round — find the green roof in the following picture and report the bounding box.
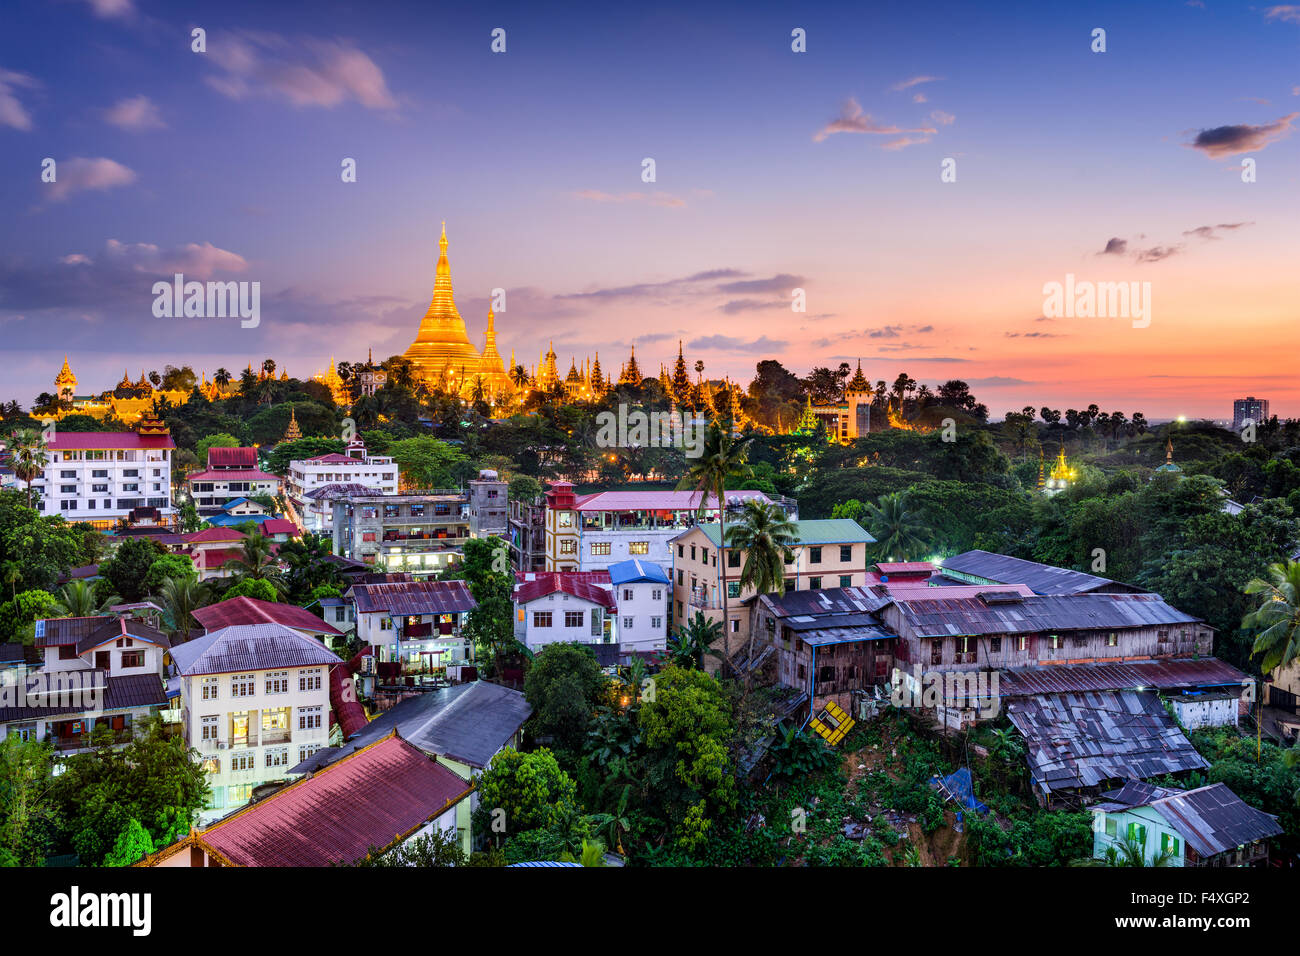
[692,518,875,547]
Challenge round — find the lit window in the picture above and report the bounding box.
[629,542,649,555]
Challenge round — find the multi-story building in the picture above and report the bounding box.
[33,424,174,530]
[186,447,281,516]
[609,559,670,652]
[285,439,399,533]
[513,570,616,653]
[804,360,874,442]
[508,490,547,573]
[171,622,340,821]
[542,481,793,574]
[348,580,478,689]
[331,490,471,577]
[670,518,874,640]
[467,469,509,538]
[0,614,170,755]
[1232,396,1270,431]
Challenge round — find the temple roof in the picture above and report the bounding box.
[403,223,482,381]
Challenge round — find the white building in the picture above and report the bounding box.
[33,428,175,530]
[285,438,399,533]
[608,559,670,652]
[170,622,341,822]
[348,580,478,690]
[513,571,616,652]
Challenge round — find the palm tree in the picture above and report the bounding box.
[726,499,798,687]
[1,560,24,602]
[262,358,276,379]
[864,492,931,562]
[1244,560,1300,675]
[222,534,285,591]
[1103,833,1175,867]
[155,575,209,641]
[667,612,723,669]
[53,580,121,617]
[8,428,47,508]
[214,367,231,390]
[509,364,529,390]
[676,424,751,669]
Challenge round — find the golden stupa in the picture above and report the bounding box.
[403,223,483,390]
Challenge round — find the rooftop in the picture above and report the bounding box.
[45,432,175,451]
[192,596,342,636]
[349,580,477,617]
[573,488,771,513]
[514,570,614,608]
[170,623,341,676]
[687,517,875,548]
[608,559,671,586]
[938,550,1146,595]
[888,591,1200,638]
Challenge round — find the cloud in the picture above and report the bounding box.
[1182,221,1254,240]
[813,97,936,144]
[1294,86,1300,96]
[1186,113,1298,157]
[0,68,38,131]
[718,298,791,314]
[890,75,943,91]
[44,157,136,201]
[205,33,397,110]
[930,110,955,126]
[81,0,135,18]
[1263,5,1300,24]
[103,95,165,130]
[571,189,687,208]
[966,376,1037,387]
[716,273,803,294]
[1134,245,1181,263]
[912,93,927,104]
[869,325,902,339]
[1098,237,1128,255]
[688,334,788,353]
[1005,331,1061,339]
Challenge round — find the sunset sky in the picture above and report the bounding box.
[1,0,1297,419]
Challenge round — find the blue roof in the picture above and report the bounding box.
[221,497,253,511]
[608,559,670,586]
[206,513,273,527]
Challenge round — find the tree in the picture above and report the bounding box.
[461,538,516,669]
[1244,560,1300,675]
[52,579,121,617]
[222,534,284,591]
[350,827,465,867]
[142,553,197,596]
[223,578,279,603]
[6,429,47,509]
[0,590,61,641]
[473,748,578,840]
[508,474,542,503]
[523,642,608,755]
[0,735,57,866]
[667,612,723,670]
[863,492,932,562]
[103,817,154,867]
[194,433,241,465]
[155,575,210,640]
[726,498,798,685]
[389,436,469,489]
[100,538,166,603]
[677,424,752,669]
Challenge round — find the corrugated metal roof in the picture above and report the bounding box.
[758,586,893,619]
[939,550,1145,595]
[999,657,1246,697]
[350,580,477,616]
[171,623,342,676]
[1007,690,1209,793]
[193,596,342,636]
[691,517,875,548]
[1147,783,1282,857]
[608,559,671,585]
[575,489,770,512]
[0,672,167,721]
[893,592,1199,637]
[801,625,895,646]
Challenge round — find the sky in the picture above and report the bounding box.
[0,0,1297,420]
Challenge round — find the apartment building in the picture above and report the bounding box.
[186,446,281,516]
[508,491,547,573]
[172,622,341,822]
[285,438,399,533]
[670,518,874,639]
[348,580,478,690]
[331,490,470,577]
[33,427,174,529]
[542,480,792,574]
[513,570,616,652]
[467,469,508,537]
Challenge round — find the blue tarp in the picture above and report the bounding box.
[929,768,989,816]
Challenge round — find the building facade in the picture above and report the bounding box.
[1232,396,1270,431]
[331,490,471,577]
[33,427,175,529]
[285,439,399,532]
[187,447,281,516]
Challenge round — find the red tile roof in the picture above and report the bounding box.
[259,519,298,536]
[874,562,936,575]
[46,432,175,450]
[572,489,770,512]
[183,527,248,543]
[513,570,615,608]
[185,468,281,482]
[330,664,367,739]
[194,733,471,866]
[192,596,343,636]
[306,453,361,464]
[207,447,257,469]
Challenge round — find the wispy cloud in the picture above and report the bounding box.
[1263,5,1300,24]
[44,157,136,202]
[890,75,943,91]
[688,334,788,353]
[205,32,397,110]
[1186,112,1298,156]
[813,97,936,144]
[103,95,165,130]
[0,68,38,131]
[80,0,135,18]
[1182,221,1254,239]
[572,189,687,208]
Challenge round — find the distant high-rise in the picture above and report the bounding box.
[1232,397,1270,431]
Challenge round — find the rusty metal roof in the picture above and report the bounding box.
[938,550,1146,595]
[999,656,1245,697]
[1146,784,1282,857]
[350,580,477,616]
[1007,690,1209,794]
[892,592,1200,638]
[758,586,892,619]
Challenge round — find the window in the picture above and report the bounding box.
[651,588,662,601]
[121,650,144,668]
[92,484,108,493]
[727,582,741,599]
[809,547,822,564]
[201,715,219,741]
[1104,818,1117,837]
[93,469,110,478]
[560,539,577,555]
[809,577,822,590]
[784,578,794,592]
[677,570,683,586]
[1160,833,1179,856]
[839,575,852,588]
[629,541,649,555]
[990,636,1002,653]
[201,677,219,701]
[265,748,289,769]
[931,639,943,666]
[840,545,852,562]
[1107,632,1118,647]
[1127,822,1147,846]
[265,671,289,695]
[298,705,323,730]
[60,470,76,478]
[557,512,573,527]
[690,546,696,560]
[623,589,633,602]
[728,551,740,568]
[60,485,77,494]
[651,617,662,629]
[299,744,321,763]
[677,544,684,558]
[299,669,322,692]
[564,610,584,627]
[590,541,611,555]
[533,611,553,628]
[231,753,255,772]
[1018,635,1029,652]
[730,618,740,633]
[232,674,256,697]
[380,617,393,631]
[701,548,709,563]
[622,617,634,629]
[1050,634,1062,650]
